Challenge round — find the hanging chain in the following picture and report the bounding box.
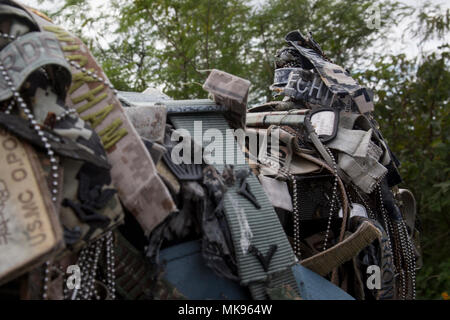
[76,237,102,300]
[377,184,417,299]
[259,154,301,260]
[4,100,14,114]
[291,173,301,260]
[353,184,375,220]
[105,231,116,299]
[322,146,339,251]
[397,219,416,299]
[64,231,116,300]
[377,186,394,259]
[377,184,404,298]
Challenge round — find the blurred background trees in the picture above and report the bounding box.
[34,0,449,299]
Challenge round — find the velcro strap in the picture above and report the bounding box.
[169,111,300,300]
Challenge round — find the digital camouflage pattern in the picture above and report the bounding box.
[266,284,302,300]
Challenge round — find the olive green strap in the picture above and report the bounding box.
[169,110,300,300]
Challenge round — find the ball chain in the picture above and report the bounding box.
[1,32,16,41]
[105,231,116,299]
[377,184,417,299]
[322,146,339,251]
[398,219,416,299]
[72,232,116,300]
[55,108,78,122]
[377,185,404,298]
[377,185,394,261]
[353,184,375,220]
[291,174,301,260]
[4,100,14,114]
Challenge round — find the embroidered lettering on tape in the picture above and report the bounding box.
[0,31,71,101]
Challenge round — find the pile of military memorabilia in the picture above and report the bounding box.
[0,0,420,300]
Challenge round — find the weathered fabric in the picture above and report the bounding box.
[280,30,374,113]
[124,104,167,144]
[203,69,251,129]
[246,113,306,128]
[26,11,176,235]
[0,5,126,252]
[338,153,387,194]
[170,111,300,300]
[202,166,239,281]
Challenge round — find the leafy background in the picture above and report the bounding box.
[28,0,449,299]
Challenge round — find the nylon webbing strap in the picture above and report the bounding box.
[169,110,299,300]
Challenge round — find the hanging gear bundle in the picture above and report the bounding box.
[245,30,420,300]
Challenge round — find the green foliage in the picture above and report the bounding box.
[417,260,450,300]
[413,1,450,42]
[109,0,254,99]
[43,0,407,101]
[359,31,449,300]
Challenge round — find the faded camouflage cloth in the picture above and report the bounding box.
[0,128,64,285]
[0,1,124,253]
[124,104,167,144]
